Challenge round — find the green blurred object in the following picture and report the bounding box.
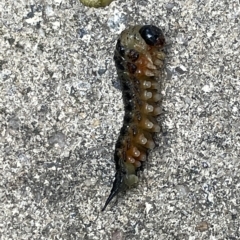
[79,0,114,8]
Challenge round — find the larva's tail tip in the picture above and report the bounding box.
[101,171,124,212]
[101,192,115,212]
[101,202,108,211]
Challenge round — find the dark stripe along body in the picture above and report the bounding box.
[102,25,165,211]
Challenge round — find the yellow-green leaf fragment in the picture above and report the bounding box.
[80,0,114,8]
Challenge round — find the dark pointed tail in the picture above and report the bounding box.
[102,171,124,211]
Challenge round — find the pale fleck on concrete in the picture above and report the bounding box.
[0,0,239,239]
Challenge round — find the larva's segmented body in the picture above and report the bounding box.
[102,25,165,211]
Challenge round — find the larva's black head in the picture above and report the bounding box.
[139,25,165,47]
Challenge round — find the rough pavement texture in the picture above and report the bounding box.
[0,0,239,239]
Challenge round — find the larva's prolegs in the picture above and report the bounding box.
[102,25,165,211]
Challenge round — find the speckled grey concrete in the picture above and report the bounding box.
[0,0,239,239]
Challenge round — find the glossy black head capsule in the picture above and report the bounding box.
[139,25,165,47]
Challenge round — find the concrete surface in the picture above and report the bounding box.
[0,0,239,239]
